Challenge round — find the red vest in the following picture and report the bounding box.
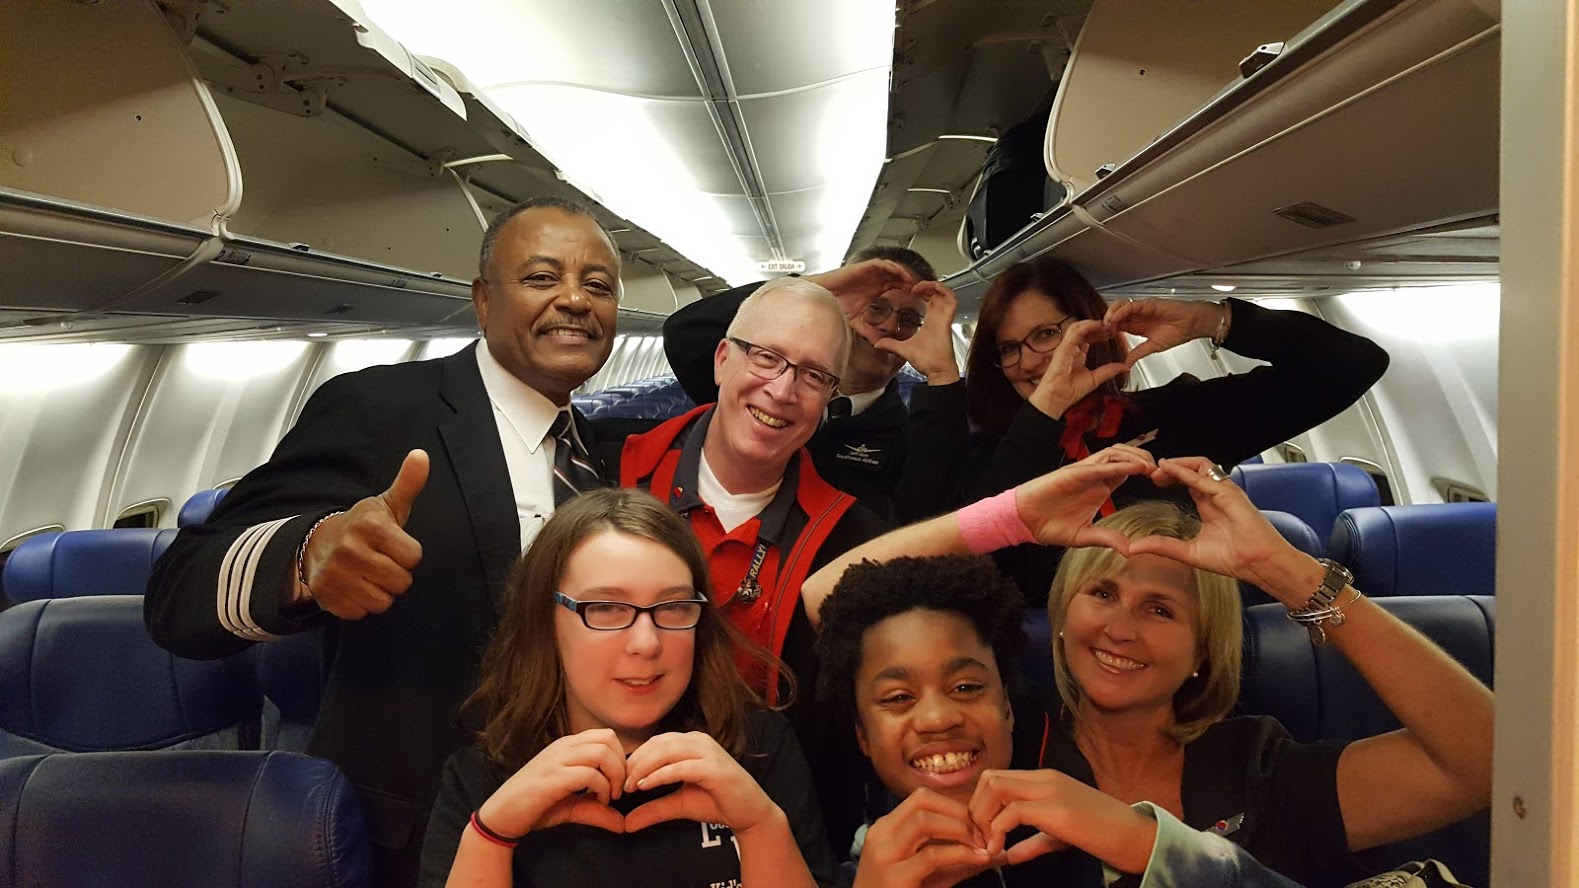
[620,406,856,680]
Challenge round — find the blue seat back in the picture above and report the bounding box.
[1239,511,1323,607]
[0,596,260,757]
[257,629,322,751]
[0,750,372,888]
[1230,463,1380,547]
[1329,504,1497,597]
[3,528,179,604]
[1020,607,1054,690]
[1239,595,1493,886]
[178,487,229,526]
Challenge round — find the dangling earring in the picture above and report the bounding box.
[1191,670,1200,678]
[1057,631,1064,640]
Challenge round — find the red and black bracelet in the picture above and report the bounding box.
[469,810,520,849]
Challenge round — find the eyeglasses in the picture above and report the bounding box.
[553,592,706,631]
[727,337,841,395]
[993,318,1074,368]
[862,299,924,341]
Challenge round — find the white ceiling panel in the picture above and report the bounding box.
[709,0,897,96]
[351,0,896,286]
[354,0,701,97]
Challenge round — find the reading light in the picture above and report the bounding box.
[1211,284,1237,292]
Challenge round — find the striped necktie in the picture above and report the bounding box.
[548,410,604,505]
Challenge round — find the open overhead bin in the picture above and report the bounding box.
[0,0,719,343]
[944,0,1501,305]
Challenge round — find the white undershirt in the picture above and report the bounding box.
[475,343,565,552]
[697,452,780,533]
[842,387,885,417]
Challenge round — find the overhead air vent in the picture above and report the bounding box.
[1273,202,1357,229]
[177,290,221,305]
[1432,476,1490,503]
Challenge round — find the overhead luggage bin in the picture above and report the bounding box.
[944,0,1502,304]
[0,0,725,343]
[0,0,241,229]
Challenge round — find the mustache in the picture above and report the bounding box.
[536,315,600,338]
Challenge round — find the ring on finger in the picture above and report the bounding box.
[1205,463,1231,483]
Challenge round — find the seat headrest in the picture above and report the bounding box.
[1238,594,1494,887]
[3,528,179,604]
[0,596,259,754]
[1239,595,1494,743]
[178,487,229,526]
[1239,511,1323,606]
[0,750,372,888]
[1329,504,1497,597]
[1229,463,1380,543]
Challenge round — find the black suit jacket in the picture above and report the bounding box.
[145,343,600,866]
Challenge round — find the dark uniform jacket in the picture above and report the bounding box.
[144,343,602,887]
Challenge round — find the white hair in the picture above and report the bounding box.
[726,277,853,376]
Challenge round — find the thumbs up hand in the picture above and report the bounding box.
[297,450,429,620]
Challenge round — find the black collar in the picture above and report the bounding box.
[667,406,802,549]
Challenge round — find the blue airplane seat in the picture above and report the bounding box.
[0,596,261,758]
[1229,463,1380,549]
[1329,504,1497,597]
[256,629,322,752]
[1020,608,1054,691]
[3,528,179,604]
[0,750,372,888]
[1239,511,1324,607]
[1238,454,1264,465]
[178,487,229,526]
[1239,594,1493,886]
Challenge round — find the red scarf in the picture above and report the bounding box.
[1057,393,1129,516]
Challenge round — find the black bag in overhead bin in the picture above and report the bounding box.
[962,93,1066,259]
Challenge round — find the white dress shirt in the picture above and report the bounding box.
[475,343,566,552]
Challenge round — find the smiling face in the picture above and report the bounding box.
[996,289,1076,401]
[556,529,698,750]
[1059,554,1201,723]
[853,609,1014,806]
[706,287,846,492]
[472,207,620,404]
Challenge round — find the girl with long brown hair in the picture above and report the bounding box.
[417,487,837,887]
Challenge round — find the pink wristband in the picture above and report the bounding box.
[956,488,1037,555]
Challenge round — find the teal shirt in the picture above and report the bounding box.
[1106,803,1305,888]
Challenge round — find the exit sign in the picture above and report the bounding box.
[757,259,807,274]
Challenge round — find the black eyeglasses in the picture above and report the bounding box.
[727,337,841,394]
[553,592,706,631]
[993,318,1074,368]
[862,300,924,341]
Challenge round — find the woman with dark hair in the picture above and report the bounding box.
[418,488,838,887]
[959,255,1389,592]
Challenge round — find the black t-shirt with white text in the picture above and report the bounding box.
[417,708,840,888]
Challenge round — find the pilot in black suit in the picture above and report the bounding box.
[146,197,620,888]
